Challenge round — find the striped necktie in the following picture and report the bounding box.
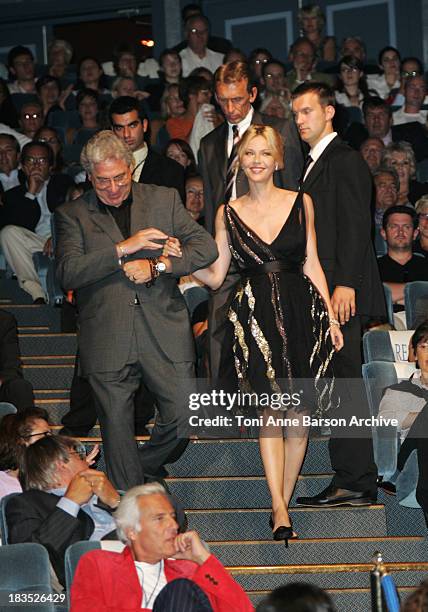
[224,124,240,202]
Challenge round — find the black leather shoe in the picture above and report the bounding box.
[296,485,377,507]
[33,297,46,305]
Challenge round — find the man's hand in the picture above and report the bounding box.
[27,173,45,195]
[172,530,210,566]
[123,259,152,283]
[331,286,356,325]
[117,228,168,256]
[162,237,182,258]
[63,472,94,506]
[43,237,53,257]
[79,469,120,508]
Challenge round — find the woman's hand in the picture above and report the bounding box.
[162,236,182,258]
[329,323,344,352]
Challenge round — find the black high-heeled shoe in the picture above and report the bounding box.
[269,514,294,547]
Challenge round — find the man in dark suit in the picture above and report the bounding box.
[0,309,34,410]
[6,435,120,587]
[0,140,74,303]
[109,96,185,202]
[199,60,304,235]
[55,131,217,491]
[291,82,385,506]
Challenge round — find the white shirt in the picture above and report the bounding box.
[227,107,254,201]
[305,131,338,180]
[25,180,51,238]
[392,107,428,126]
[367,74,400,99]
[8,79,37,94]
[0,123,30,149]
[132,143,149,182]
[0,168,20,192]
[134,560,167,609]
[335,91,364,109]
[180,46,224,78]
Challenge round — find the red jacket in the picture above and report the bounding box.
[70,546,254,612]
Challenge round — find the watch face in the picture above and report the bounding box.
[156,261,167,272]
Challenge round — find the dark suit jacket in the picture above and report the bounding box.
[6,489,96,586]
[302,135,385,318]
[345,121,428,162]
[0,174,75,232]
[0,309,23,384]
[199,110,305,235]
[138,147,186,204]
[54,182,218,375]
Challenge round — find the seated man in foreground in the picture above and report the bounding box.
[71,483,254,611]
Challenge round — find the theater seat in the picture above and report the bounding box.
[0,492,20,544]
[363,329,414,363]
[404,281,428,329]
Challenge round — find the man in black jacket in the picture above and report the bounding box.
[0,141,74,303]
[109,96,185,202]
[0,309,34,410]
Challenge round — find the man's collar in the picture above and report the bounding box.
[0,167,18,179]
[309,132,337,162]
[227,106,254,133]
[97,189,133,211]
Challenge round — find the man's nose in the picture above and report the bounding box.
[123,125,131,138]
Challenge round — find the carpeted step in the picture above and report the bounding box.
[186,506,387,540]
[24,364,74,389]
[18,333,77,356]
[3,305,61,330]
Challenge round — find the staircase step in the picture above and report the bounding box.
[0,278,33,303]
[23,364,73,389]
[167,438,331,477]
[168,475,332,509]
[18,333,77,356]
[34,389,70,400]
[3,305,61,330]
[210,536,426,567]
[187,506,387,540]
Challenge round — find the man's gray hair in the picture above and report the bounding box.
[373,165,400,191]
[20,435,80,491]
[114,483,170,544]
[80,130,134,174]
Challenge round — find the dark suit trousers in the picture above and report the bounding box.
[328,316,377,493]
[88,307,190,491]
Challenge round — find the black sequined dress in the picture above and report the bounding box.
[223,191,336,415]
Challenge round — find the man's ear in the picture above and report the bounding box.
[325,104,335,122]
[380,227,386,241]
[249,86,257,104]
[143,119,149,134]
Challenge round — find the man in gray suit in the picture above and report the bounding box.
[55,131,217,491]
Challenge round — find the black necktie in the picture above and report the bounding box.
[299,154,313,187]
[224,125,240,202]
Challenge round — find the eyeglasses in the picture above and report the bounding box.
[23,156,49,166]
[341,66,359,73]
[69,446,87,460]
[386,223,414,231]
[190,28,208,35]
[93,173,129,189]
[402,70,420,77]
[22,113,41,120]
[39,137,59,145]
[254,58,269,65]
[22,430,52,440]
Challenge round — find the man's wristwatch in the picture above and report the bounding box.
[154,260,167,275]
[146,258,166,287]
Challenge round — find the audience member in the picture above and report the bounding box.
[368,46,401,99]
[401,578,428,611]
[46,39,74,81]
[259,94,291,120]
[382,141,428,205]
[286,37,334,92]
[0,414,23,501]
[7,45,37,94]
[257,581,336,611]
[0,121,30,148]
[71,483,253,612]
[248,47,272,87]
[66,88,101,145]
[360,137,384,173]
[0,140,74,303]
[415,195,428,255]
[0,133,21,193]
[19,101,44,140]
[110,96,185,201]
[0,309,34,411]
[393,75,427,126]
[111,76,148,101]
[76,56,108,94]
[0,78,19,127]
[165,138,197,176]
[335,55,371,108]
[373,166,400,233]
[174,3,232,56]
[180,14,224,77]
[145,49,182,112]
[185,174,205,224]
[298,4,336,63]
[6,435,120,586]
[34,126,65,174]
[261,60,289,100]
[54,130,217,489]
[224,48,247,64]
[166,76,212,141]
[391,56,425,107]
[378,206,428,308]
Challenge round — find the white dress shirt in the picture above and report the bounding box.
[180,47,224,77]
[304,131,338,181]
[132,143,149,182]
[25,180,51,238]
[0,168,20,192]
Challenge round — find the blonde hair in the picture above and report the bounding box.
[381,141,417,179]
[415,194,428,214]
[237,124,285,170]
[80,130,134,173]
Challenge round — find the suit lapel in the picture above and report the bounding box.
[130,184,149,234]
[302,135,340,191]
[86,190,124,244]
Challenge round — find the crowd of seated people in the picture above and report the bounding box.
[1,1,428,608]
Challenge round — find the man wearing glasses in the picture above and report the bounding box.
[0,140,74,303]
[179,15,223,77]
[19,102,44,140]
[55,130,217,492]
